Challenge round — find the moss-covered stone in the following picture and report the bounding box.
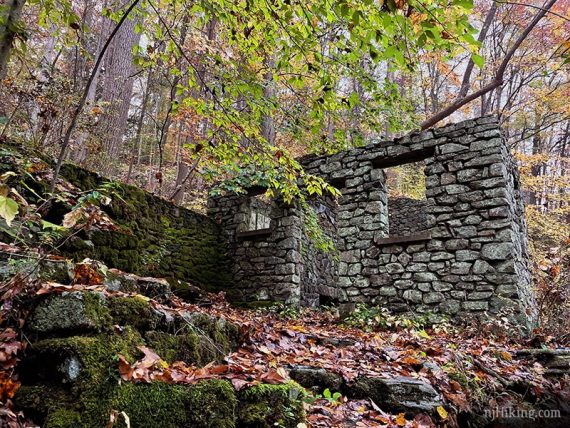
[15,327,145,427]
[177,313,240,363]
[144,330,201,365]
[0,142,233,294]
[108,296,161,331]
[16,378,238,428]
[44,408,82,428]
[57,162,233,292]
[27,292,112,336]
[110,380,237,428]
[19,328,143,384]
[237,382,305,428]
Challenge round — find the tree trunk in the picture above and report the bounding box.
[0,0,25,83]
[96,5,141,167]
[0,0,26,115]
[261,54,276,145]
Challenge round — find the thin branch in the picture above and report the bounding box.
[495,0,570,22]
[421,0,558,130]
[459,3,497,98]
[50,0,142,193]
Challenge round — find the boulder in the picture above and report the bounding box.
[288,365,343,393]
[27,292,110,336]
[348,376,443,415]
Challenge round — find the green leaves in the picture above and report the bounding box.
[0,196,18,227]
[472,53,485,68]
[452,0,474,10]
[130,0,481,203]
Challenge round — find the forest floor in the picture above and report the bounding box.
[0,143,568,427]
[1,268,569,427]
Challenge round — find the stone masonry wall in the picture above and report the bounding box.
[208,194,304,304]
[209,116,535,325]
[57,164,231,291]
[388,197,428,236]
[300,198,342,307]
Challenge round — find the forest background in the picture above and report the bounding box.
[0,0,569,330]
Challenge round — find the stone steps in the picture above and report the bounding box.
[14,259,306,428]
[288,365,442,417]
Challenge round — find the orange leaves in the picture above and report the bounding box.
[0,329,22,402]
[117,344,290,390]
[259,367,288,384]
[73,262,104,285]
[395,412,407,426]
[118,355,134,380]
[0,372,19,401]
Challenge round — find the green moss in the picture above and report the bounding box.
[44,408,82,428]
[238,382,306,428]
[28,291,112,336]
[83,292,113,330]
[144,330,201,365]
[110,380,237,428]
[180,313,239,363]
[15,328,145,427]
[108,296,160,331]
[16,379,238,428]
[52,159,235,292]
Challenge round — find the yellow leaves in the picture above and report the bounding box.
[498,351,513,361]
[437,405,449,420]
[395,412,407,426]
[410,12,428,25]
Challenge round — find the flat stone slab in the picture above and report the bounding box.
[287,364,442,416]
[288,365,344,393]
[349,375,443,415]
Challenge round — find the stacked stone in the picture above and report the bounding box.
[208,194,304,304]
[302,116,533,324]
[388,197,428,236]
[210,116,534,326]
[300,198,342,307]
[301,150,389,303]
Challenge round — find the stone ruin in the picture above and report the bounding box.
[208,116,535,325]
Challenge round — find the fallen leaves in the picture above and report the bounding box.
[1,264,569,427]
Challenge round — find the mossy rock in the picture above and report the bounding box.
[44,408,82,428]
[16,379,238,428]
[144,330,201,365]
[57,162,233,292]
[109,380,237,428]
[176,312,240,361]
[18,328,143,386]
[108,296,162,331]
[237,382,305,428]
[27,292,112,337]
[15,328,145,427]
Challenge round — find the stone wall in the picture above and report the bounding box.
[211,116,535,325]
[57,164,231,291]
[299,198,341,307]
[208,193,304,304]
[388,197,428,236]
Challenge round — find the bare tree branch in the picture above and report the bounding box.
[459,3,497,99]
[50,0,142,193]
[421,0,558,130]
